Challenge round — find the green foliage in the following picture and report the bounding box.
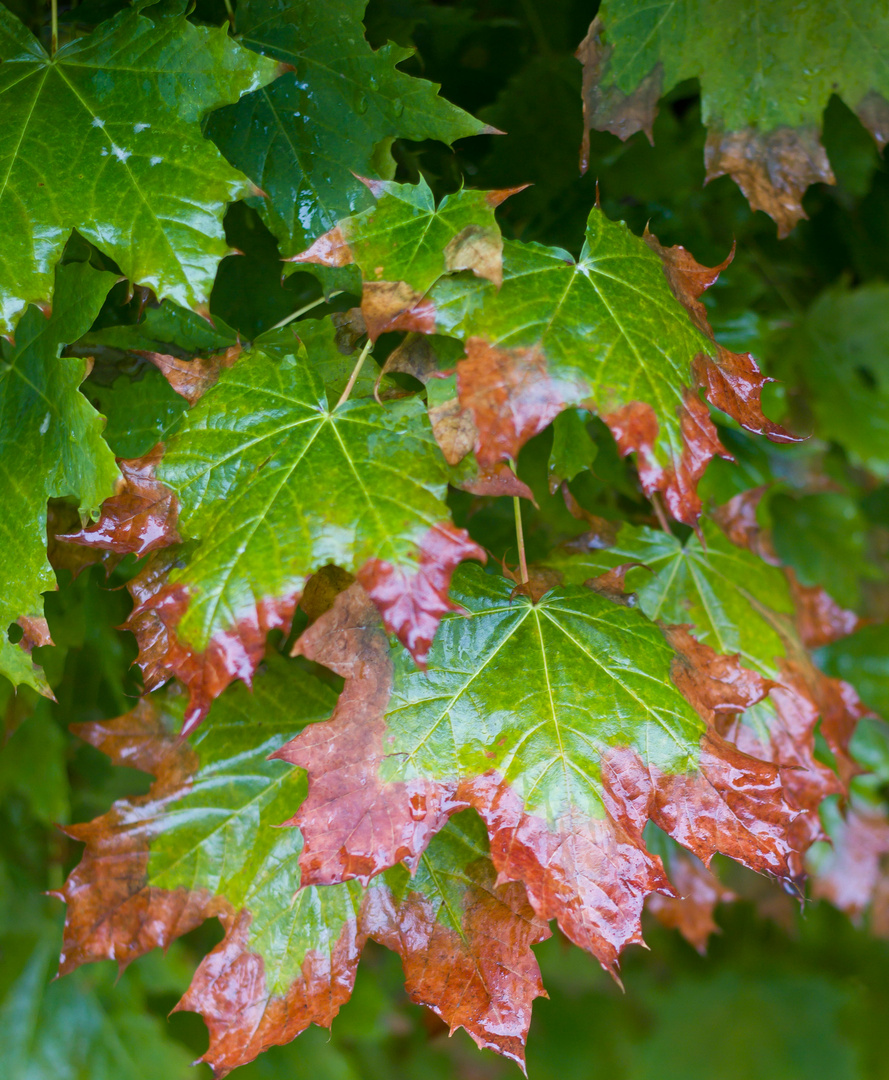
[3,1,889,1077]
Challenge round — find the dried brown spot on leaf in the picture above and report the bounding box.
[504,566,563,603]
[428,395,477,465]
[704,126,835,238]
[141,344,242,405]
[14,615,52,654]
[459,463,535,501]
[357,523,486,668]
[457,338,575,469]
[647,850,735,954]
[583,562,647,604]
[59,448,181,558]
[47,500,122,579]
[332,308,368,353]
[644,232,795,445]
[362,281,437,341]
[289,224,353,268]
[444,224,504,287]
[576,16,662,169]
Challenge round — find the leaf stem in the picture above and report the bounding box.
[336,337,373,409]
[266,291,344,332]
[222,0,235,30]
[652,491,671,533]
[512,483,529,585]
[50,0,58,55]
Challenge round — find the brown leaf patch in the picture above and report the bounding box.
[361,281,436,341]
[704,126,835,237]
[15,615,52,654]
[428,395,477,465]
[576,16,662,170]
[457,338,575,469]
[362,856,549,1067]
[505,567,563,604]
[279,584,461,886]
[444,224,504,287]
[175,909,362,1078]
[140,345,242,405]
[287,225,353,268]
[357,523,486,668]
[459,462,535,501]
[646,850,735,954]
[300,565,356,624]
[59,447,181,558]
[124,552,298,735]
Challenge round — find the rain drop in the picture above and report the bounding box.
[392,98,404,117]
[356,95,368,114]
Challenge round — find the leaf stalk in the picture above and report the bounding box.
[50,0,58,55]
[336,337,373,409]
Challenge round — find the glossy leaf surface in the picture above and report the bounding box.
[0,0,278,334]
[280,567,799,973]
[59,656,548,1073]
[0,259,119,693]
[424,209,789,524]
[206,0,489,261]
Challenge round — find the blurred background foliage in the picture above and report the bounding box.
[3,0,889,1077]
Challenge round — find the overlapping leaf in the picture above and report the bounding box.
[415,207,793,524]
[68,317,482,730]
[548,508,869,869]
[578,1,889,235]
[0,0,278,335]
[58,656,548,1074]
[278,565,800,973]
[0,259,119,693]
[205,0,490,262]
[294,176,516,338]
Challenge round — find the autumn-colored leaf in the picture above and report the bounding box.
[420,205,794,526]
[549,512,868,870]
[277,567,800,974]
[57,657,549,1072]
[646,839,735,954]
[71,318,482,731]
[577,2,889,235]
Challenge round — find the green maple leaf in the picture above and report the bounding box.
[578,1,889,235]
[281,566,799,972]
[205,0,491,262]
[0,258,119,694]
[59,656,548,1073]
[74,317,482,729]
[421,206,790,525]
[0,0,279,335]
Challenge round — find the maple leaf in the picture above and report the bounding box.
[71,317,483,731]
[205,0,492,263]
[0,258,120,694]
[577,2,889,236]
[548,510,869,871]
[413,207,793,525]
[277,567,801,974]
[811,803,889,936]
[293,177,521,338]
[0,2,280,336]
[57,657,548,1073]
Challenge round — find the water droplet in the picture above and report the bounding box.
[392,98,404,117]
[356,95,368,114]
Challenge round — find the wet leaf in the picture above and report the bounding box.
[0,0,279,334]
[0,259,119,693]
[423,208,793,525]
[73,317,482,730]
[578,1,889,234]
[279,567,800,974]
[205,0,490,263]
[59,657,548,1073]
